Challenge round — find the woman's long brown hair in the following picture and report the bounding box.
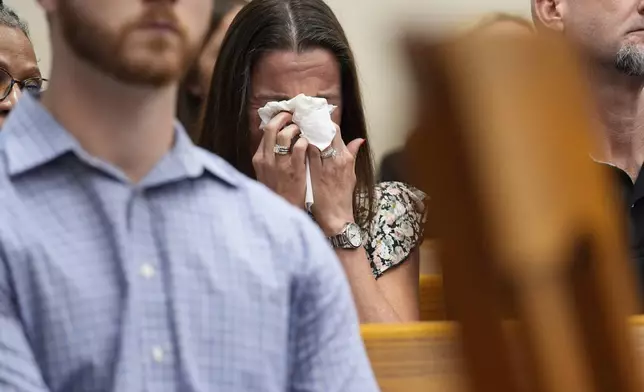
[197,0,375,228]
[177,0,248,140]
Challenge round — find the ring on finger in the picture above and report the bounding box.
[321,147,337,159]
[273,144,291,156]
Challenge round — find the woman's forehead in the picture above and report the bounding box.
[252,49,340,96]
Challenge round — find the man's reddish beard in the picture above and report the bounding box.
[58,2,198,86]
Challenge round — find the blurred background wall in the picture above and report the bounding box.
[8,0,530,164]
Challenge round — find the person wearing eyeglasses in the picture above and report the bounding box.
[0,0,378,390]
[0,3,45,128]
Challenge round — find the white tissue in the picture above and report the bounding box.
[258,94,337,211]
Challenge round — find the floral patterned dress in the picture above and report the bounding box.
[358,182,427,278]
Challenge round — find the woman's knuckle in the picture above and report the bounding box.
[276,160,288,171]
[292,144,305,155]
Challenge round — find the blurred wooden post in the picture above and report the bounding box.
[405,31,642,392]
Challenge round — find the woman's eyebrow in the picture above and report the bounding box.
[253,91,340,101]
[315,89,340,99]
[253,93,291,101]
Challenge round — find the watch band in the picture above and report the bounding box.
[328,223,363,249]
[329,234,350,248]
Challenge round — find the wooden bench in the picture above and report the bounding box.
[419,274,445,321]
[363,317,644,392]
[361,322,465,392]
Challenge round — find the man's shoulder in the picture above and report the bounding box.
[194,147,321,231]
[175,148,333,273]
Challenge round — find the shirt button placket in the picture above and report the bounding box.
[140,263,156,279]
[151,346,165,363]
[131,189,174,388]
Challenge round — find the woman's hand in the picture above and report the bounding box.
[308,123,365,236]
[252,112,309,208]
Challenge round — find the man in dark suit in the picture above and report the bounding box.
[533,0,644,300]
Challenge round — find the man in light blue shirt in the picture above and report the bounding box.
[0,0,378,391]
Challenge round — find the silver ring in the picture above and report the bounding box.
[273,144,290,156]
[320,147,337,159]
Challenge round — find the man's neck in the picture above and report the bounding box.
[41,52,178,183]
[590,64,644,179]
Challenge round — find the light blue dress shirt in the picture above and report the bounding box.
[0,94,379,392]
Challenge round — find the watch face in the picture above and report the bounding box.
[346,223,362,247]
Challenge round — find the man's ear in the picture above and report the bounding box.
[533,0,565,32]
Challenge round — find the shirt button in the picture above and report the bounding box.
[152,346,164,363]
[140,263,155,279]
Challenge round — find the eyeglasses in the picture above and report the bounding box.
[0,68,48,101]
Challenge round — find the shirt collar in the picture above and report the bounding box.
[1,93,238,188]
[589,153,617,168]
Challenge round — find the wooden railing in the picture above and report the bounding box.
[419,274,445,321]
[361,322,465,391]
[362,317,644,392]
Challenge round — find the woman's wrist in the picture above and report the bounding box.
[318,214,355,237]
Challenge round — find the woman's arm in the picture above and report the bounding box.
[333,247,420,323]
